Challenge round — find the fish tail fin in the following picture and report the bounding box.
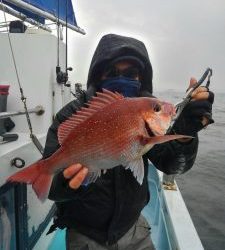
[7,160,52,202]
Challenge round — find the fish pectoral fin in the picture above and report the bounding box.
[138,134,193,146]
[82,169,101,186]
[126,158,144,185]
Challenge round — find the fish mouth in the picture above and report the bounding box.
[145,121,157,137]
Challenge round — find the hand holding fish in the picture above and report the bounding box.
[63,164,88,190]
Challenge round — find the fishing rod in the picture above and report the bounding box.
[56,0,72,88]
[167,68,213,134]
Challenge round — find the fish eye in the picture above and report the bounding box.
[153,103,161,112]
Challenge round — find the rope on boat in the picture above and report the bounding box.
[1,0,44,155]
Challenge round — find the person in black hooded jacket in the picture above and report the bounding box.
[44,34,214,250]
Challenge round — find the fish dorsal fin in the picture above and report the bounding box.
[57,89,124,145]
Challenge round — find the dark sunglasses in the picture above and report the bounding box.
[103,66,140,79]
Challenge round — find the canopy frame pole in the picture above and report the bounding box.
[4,0,85,34]
[0,2,51,32]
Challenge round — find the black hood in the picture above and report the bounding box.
[86,34,153,97]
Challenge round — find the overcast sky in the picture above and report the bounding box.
[68,0,225,93]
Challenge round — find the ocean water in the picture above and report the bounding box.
[156,90,225,250]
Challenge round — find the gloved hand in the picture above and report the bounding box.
[173,78,214,137]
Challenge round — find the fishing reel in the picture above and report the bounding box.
[56,66,73,87]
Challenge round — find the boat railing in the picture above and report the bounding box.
[142,166,204,250]
[0,2,52,32]
[1,0,85,34]
[0,105,45,119]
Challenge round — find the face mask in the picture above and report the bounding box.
[100,76,141,97]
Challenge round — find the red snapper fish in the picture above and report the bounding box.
[7,89,190,201]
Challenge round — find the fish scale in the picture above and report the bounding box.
[7,89,191,201]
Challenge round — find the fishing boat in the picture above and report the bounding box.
[0,1,204,249]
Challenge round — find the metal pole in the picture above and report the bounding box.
[0,105,44,119]
[4,0,86,34]
[0,2,52,32]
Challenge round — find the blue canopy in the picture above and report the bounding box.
[3,0,77,26]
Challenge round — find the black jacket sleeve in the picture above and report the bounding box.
[43,96,86,202]
[147,136,199,174]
